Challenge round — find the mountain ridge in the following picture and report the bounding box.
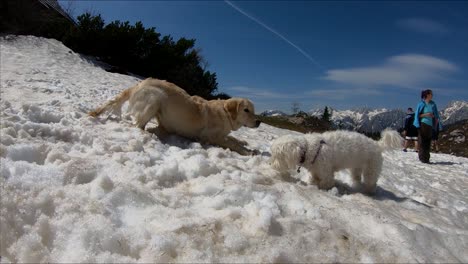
[260,100,468,133]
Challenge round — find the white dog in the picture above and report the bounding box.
[270,129,403,194]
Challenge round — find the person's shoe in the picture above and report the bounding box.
[403,149,407,152]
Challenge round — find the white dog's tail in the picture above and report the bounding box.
[378,128,404,150]
[88,84,138,118]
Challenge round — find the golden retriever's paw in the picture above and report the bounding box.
[88,111,99,117]
[239,139,249,146]
[226,135,248,146]
[250,149,261,156]
[234,147,258,156]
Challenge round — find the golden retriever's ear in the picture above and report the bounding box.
[224,99,239,120]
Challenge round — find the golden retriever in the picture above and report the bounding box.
[89,78,261,155]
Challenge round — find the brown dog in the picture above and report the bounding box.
[89,78,261,155]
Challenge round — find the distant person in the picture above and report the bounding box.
[403,107,418,152]
[413,89,442,163]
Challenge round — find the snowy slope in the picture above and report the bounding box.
[1,36,468,263]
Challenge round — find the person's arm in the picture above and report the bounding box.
[420,112,434,118]
[413,103,423,128]
[433,103,442,130]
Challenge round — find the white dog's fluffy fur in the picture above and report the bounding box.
[270,129,403,194]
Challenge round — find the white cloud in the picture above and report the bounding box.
[225,86,302,99]
[389,54,456,71]
[396,18,450,35]
[224,55,462,108]
[324,54,458,88]
[224,86,384,111]
[306,88,382,100]
[423,87,468,96]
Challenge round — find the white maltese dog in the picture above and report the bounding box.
[270,129,403,194]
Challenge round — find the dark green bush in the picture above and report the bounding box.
[1,1,225,99]
[63,13,221,98]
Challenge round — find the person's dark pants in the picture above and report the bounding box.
[418,123,433,163]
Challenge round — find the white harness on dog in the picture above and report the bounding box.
[297,139,326,173]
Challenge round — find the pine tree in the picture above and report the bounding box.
[291,102,300,115]
[322,106,331,123]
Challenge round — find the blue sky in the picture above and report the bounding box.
[60,1,468,113]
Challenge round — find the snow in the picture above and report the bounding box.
[442,101,468,125]
[260,110,287,117]
[1,35,468,263]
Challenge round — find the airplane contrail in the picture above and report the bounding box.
[225,0,325,70]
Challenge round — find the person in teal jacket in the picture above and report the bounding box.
[413,89,442,163]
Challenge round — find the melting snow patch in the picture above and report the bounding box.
[1,35,467,263]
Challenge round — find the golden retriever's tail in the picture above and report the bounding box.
[88,84,137,118]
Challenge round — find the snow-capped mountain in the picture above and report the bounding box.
[260,110,287,117]
[309,101,468,133]
[440,101,468,125]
